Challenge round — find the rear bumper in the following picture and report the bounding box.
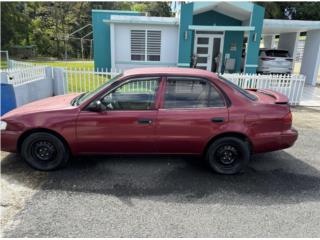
[258,66,292,74]
[1,130,22,153]
[252,128,298,153]
[280,128,298,148]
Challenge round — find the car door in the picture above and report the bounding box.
[155,76,229,154]
[76,77,161,154]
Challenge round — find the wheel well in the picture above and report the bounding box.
[17,128,71,154]
[203,132,253,156]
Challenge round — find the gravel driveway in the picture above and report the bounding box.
[1,107,320,237]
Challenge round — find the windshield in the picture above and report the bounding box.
[218,76,258,101]
[73,73,123,106]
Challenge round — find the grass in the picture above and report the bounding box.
[22,60,111,92]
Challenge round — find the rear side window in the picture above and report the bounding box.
[263,50,290,57]
[163,77,225,109]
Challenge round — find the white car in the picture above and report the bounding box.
[257,49,293,74]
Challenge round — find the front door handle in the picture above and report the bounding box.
[137,119,153,125]
[211,117,224,123]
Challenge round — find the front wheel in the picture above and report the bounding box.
[21,132,69,171]
[206,137,250,174]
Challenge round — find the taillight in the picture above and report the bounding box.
[283,111,292,129]
[261,57,275,61]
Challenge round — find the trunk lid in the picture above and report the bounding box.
[246,89,289,104]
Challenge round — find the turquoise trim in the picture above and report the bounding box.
[193,9,242,26]
[245,64,258,67]
[116,61,177,66]
[193,2,253,14]
[178,3,194,65]
[244,4,265,73]
[189,25,254,31]
[92,9,142,14]
[177,63,190,67]
[104,19,178,25]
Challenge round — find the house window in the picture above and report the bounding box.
[131,30,161,62]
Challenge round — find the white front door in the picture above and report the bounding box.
[193,33,224,73]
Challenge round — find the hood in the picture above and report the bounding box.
[2,93,80,119]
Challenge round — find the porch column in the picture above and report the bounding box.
[244,4,264,73]
[300,30,320,86]
[278,32,300,61]
[263,35,275,48]
[178,3,194,67]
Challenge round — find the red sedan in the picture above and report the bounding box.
[1,68,298,174]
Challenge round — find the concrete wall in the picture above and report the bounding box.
[113,24,179,70]
[300,30,320,86]
[1,67,67,107]
[278,32,300,60]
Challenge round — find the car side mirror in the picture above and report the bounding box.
[87,100,103,112]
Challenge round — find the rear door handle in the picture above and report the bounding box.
[137,119,153,125]
[211,117,224,123]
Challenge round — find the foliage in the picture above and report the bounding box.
[258,2,320,20]
[1,2,172,59]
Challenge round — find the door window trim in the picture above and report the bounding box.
[83,76,163,112]
[159,76,228,110]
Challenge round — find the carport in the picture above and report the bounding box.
[262,19,320,86]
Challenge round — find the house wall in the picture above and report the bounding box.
[113,24,179,70]
[222,31,244,72]
[193,10,243,73]
[92,10,142,70]
[178,4,247,72]
[193,10,241,26]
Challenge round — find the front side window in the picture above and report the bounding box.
[163,78,225,109]
[101,78,160,110]
[131,30,161,62]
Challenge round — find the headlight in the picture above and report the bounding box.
[0,121,7,130]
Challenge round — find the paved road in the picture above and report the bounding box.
[2,120,320,237]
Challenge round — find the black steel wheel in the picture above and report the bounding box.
[206,137,250,174]
[21,132,69,171]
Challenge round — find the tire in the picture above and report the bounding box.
[205,137,250,175]
[21,132,69,171]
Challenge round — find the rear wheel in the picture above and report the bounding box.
[206,137,250,174]
[21,132,69,171]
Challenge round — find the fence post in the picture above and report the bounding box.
[52,67,68,95]
[0,71,9,84]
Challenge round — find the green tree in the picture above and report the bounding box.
[258,2,320,20]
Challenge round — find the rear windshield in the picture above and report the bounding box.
[218,76,258,101]
[262,50,290,57]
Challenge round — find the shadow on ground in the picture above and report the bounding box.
[2,150,320,206]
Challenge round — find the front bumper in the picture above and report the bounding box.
[1,130,22,153]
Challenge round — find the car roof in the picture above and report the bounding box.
[260,48,289,52]
[122,67,218,79]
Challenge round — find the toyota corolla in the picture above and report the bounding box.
[1,68,298,174]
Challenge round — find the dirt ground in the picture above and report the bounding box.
[1,106,320,236]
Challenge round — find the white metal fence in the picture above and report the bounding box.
[8,59,34,69]
[1,63,306,105]
[3,66,47,86]
[64,67,122,93]
[221,73,305,105]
